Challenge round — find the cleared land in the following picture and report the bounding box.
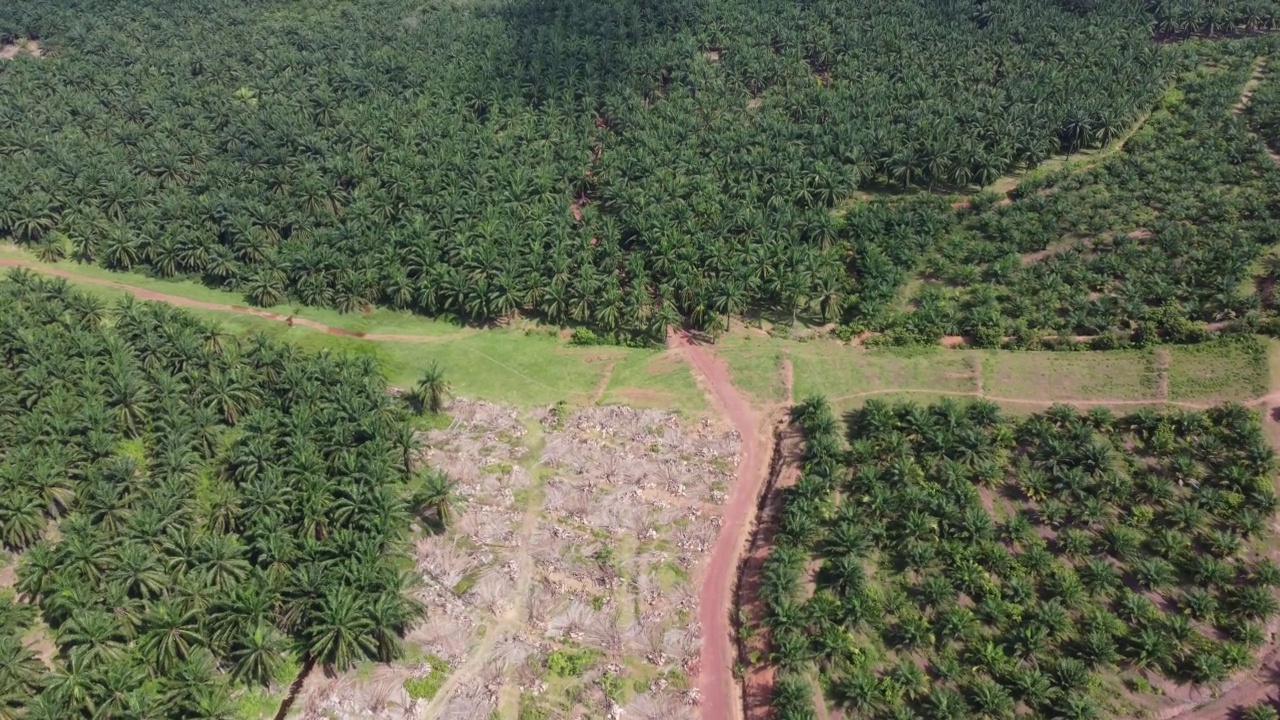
[9,249,1280,720]
[290,399,736,719]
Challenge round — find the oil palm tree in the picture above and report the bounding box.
[408,362,450,415]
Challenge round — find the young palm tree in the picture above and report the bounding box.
[411,471,461,529]
[408,362,450,415]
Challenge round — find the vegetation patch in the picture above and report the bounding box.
[1,0,1266,343]
[765,396,1280,719]
[0,275,423,718]
[547,647,599,678]
[403,654,450,700]
[1167,335,1270,402]
[982,350,1156,401]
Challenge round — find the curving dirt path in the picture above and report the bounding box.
[669,330,774,720]
[590,361,616,405]
[0,257,476,343]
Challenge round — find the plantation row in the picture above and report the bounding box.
[0,0,1264,339]
[765,397,1280,719]
[870,40,1280,346]
[1149,0,1280,39]
[0,273,426,719]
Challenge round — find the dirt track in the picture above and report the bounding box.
[669,330,773,720]
[0,258,474,343]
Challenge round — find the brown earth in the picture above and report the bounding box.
[670,330,779,720]
[0,40,41,60]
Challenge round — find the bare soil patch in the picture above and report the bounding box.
[0,40,41,60]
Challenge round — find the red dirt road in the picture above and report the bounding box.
[670,330,772,720]
[0,258,471,343]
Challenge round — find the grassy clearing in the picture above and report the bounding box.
[599,350,709,417]
[0,248,704,412]
[982,349,1157,401]
[713,332,978,407]
[708,332,791,404]
[164,307,625,407]
[714,330,1273,418]
[9,242,1276,416]
[1167,337,1270,403]
[792,344,976,403]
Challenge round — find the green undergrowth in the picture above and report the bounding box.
[0,250,706,412]
[403,655,450,700]
[1167,336,1270,402]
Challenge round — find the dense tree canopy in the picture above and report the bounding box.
[1149,0,1280,39]
[0,0,1211,337]
[766,396,1280,719]
[859,40,1280,346]
[0,272,422,718]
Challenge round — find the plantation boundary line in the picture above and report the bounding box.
[670,330,772,720]
[0,256,479,343]
[0,256,581,396]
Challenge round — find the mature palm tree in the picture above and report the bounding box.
[229,623,285,687]
[138,601,203,674]
[306,587,376,672]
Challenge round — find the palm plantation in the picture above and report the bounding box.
[764,396,1280,719]
[3,0,1279,343]
[0,274,423,718]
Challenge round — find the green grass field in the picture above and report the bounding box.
[982,349,1157,401]
[0,247,707,414]
[1167,337,1270,403]
[712,329,1272,417]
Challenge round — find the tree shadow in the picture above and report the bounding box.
[481,0,705,109]
[1228,693,1279,720]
